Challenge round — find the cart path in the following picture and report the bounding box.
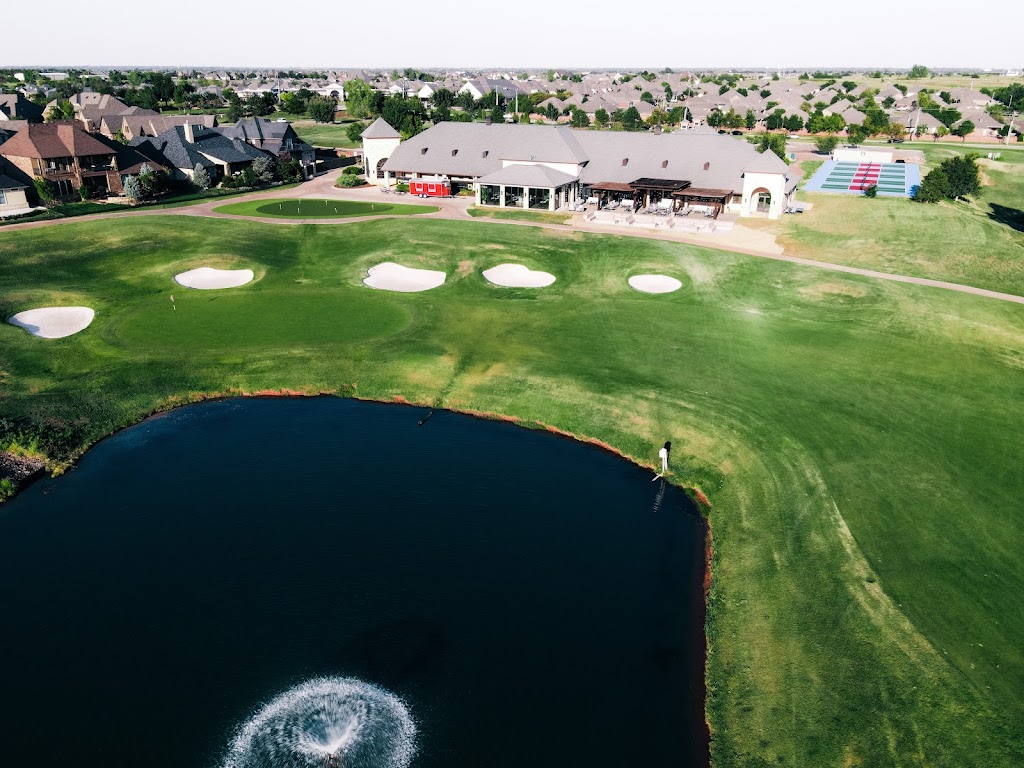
[4,172,1023,306]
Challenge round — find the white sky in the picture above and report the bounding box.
[2,0,1021,71]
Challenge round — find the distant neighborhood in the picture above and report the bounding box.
[1,65,1020,219]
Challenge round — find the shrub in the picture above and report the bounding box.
[342,165,363,175]
[122,175,143,202]
[0,478,15,502]
[77,184,90,202]
[396,182,410,193]
[864,184,878,198]
[338,174,364,188]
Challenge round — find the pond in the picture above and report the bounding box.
[0,398,708,768]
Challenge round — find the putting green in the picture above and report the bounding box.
[213,198,439,219]
[113,290,410,350]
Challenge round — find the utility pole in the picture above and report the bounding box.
[1005,95,1015,146]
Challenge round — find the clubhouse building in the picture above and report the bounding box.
[363,119,795,219]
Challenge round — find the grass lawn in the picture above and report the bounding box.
[213,198,439,218]
[1,217,1023,767]
[290,120,361,148]
[467,206,573,225]
[768,147,1024,295]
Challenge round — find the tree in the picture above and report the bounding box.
[137,163,162,198]
[344,79,374,119]
[594,108,609,128]
[252,156,275,184]
[750,132,788,163]
[783,114,804,132]
[814,135,839,154]
[914,167,949,202]
[745,109,757,130]
[640,91,654,104]
[884,122,906,141]
[620,106,643,132]
[908,64,930,79]
[934,125,949,141]
[45,100,75,121]
[33,177,55,203]
[765,109,786,130]
[646,108,669,127]
[122,174,143,202]
[307,97,336,124]
[569,107,589,127]
[430,88,455,110]
[952,120,974,142]
[346,121,366,143]
[842,80,857,92]
[847,124,869,146]
[941,154,980,199]
[192,163,211,190]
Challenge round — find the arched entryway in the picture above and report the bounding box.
[750,188,771,214]
[375,158,387,180]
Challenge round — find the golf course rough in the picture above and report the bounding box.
[1,214,1023,768]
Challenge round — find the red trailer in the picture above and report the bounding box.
[409,177,451,197]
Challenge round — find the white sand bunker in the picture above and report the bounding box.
[482,263,556,288]
[628,274,683,294]
[174,267,254,290]
[8,307,95,338]
[363,262,446,293]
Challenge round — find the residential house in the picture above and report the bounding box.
[130,123,270,184]
[0,172,31,216]
[0,93,44,122]
[0,122,125,197]
[108,113,217,141]
[458,77,528,101]
[218,117,315,178]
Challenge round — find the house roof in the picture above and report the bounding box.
[0,122,115,159]
[0,173,27,190]
[385,123,788,194]
[476,163,578,188]
[131,124,269,170]
[362,117,401,139]
[384,122,589,176]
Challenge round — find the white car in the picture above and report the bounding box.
[276,118,288,123]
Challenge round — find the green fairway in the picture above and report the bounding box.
[213,198,439,219]
[1,216,1023,767]
[114,290,410,350]
[290,120,361,148]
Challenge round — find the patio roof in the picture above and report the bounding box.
[673,187,732,198]
[629,177,691,191]
[589,181,635,192]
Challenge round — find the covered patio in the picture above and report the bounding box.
[475,164,579,212]
[671,187,732,219]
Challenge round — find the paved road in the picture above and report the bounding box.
[4,169,1024,307]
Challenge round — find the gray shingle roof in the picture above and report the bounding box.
[0,173,27,190]
[131,125,270,170]
[477,164,578,188]
[362,117,401,139]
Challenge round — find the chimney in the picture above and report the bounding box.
[662,160,669,168]
[703,161,710,170]
[622,157,629,166]
[184,121,195,144]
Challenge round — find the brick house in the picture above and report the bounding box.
[0,122,124,197]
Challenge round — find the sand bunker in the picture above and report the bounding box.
[8,307,95,338]
[175,267,254,290]
[628,275,682,294]
[363,262,446,293]
[482,263,556,288]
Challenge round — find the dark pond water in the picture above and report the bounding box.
[0,398,708,768]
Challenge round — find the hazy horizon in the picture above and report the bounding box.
[2,0,1020,71]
